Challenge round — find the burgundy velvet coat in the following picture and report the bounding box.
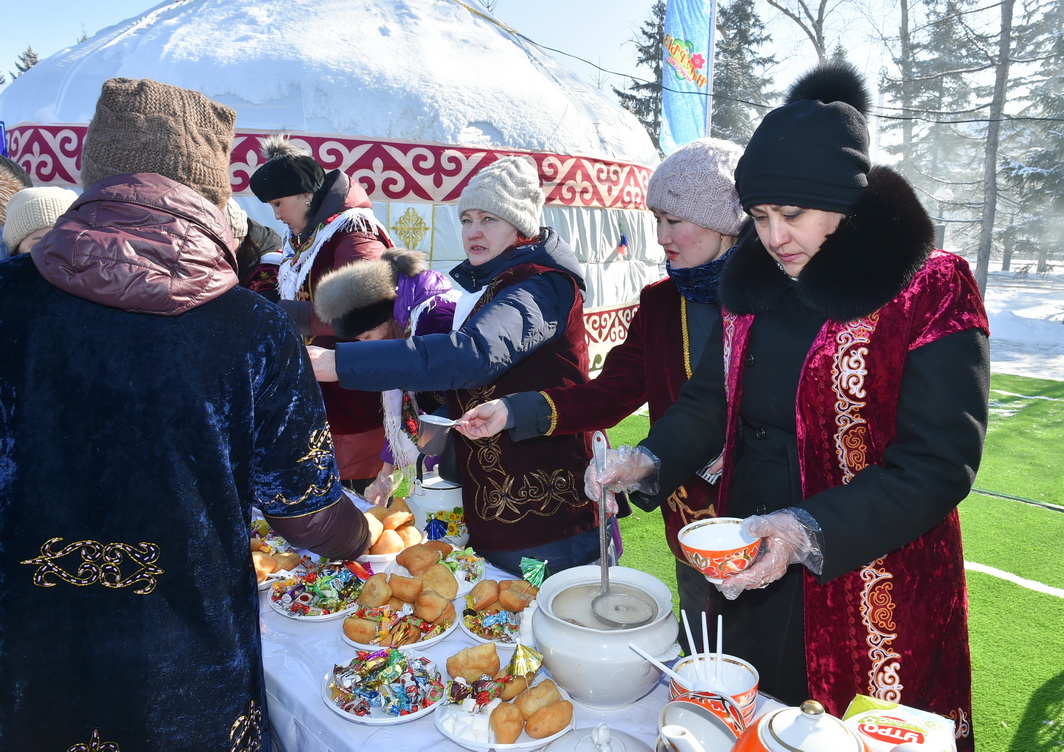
[541,279,720,562]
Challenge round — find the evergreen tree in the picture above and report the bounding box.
[1000,0,1064,272]
[614,0,666,155]
[878,0,989,256]
[12,46,39,79]
[711,0,776,144]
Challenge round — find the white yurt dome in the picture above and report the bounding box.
[0,0,663,363]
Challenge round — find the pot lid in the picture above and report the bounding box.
[544,723,652,752]
[763,700,864,752]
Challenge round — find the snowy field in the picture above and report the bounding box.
[983,268,1064,381]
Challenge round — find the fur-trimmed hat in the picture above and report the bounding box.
[3,187,79,252]
[0,155,33,225]
[457,156,544,238]
[80,78,236,208]
[735,61,871,214]
[249,135,325,203]
[647,137,744,235]
[313,249,427,339]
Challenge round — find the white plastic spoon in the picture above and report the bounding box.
[629,644,727,694]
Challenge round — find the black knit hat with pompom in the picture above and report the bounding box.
[735,61,871,214]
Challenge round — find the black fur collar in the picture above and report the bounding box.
[720,166,934,321]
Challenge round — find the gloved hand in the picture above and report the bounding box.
[583,445,661,514]
[363,466,396,507]
[715,508,824,601]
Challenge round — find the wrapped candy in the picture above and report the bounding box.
[329,649,445,718]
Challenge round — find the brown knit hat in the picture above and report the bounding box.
[81,78,236,208]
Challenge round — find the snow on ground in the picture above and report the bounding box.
[983,269,1064,382]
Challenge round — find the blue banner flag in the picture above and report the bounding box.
[0,121,8,157]
[659,0,716,155]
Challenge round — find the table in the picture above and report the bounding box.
[258,562,781,751]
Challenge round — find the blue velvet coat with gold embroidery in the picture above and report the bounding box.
[0,175,343,751]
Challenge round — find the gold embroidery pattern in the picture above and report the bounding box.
[948,707,971,741]
[831,316,877,482]
[67,730,120,752]
[229,700,264,752]
[666,485,716,525]
[22,538,163,595]
[392,207,430,249]
[263,428,340,506]
[859,560,902,702]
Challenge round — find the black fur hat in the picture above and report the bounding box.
[249,135,325,203]
[314,249,427,339]
[735,61,871,214]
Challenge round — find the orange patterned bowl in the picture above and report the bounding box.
[677,517,761,583]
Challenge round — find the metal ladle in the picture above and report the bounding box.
[589,431,657,629]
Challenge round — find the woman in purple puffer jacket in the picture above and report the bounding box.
[314,248,460,504]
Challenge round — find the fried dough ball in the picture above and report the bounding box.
[446,642,501,682]
[382,509,414,531]
[369,528,404,555]
[272,551,301,571]
[396,543,440,576]
[495,670,536,701]
[469,579,500,611]
[396,524,423,548]
[423,540,454,557]
[365,506,391,522]
[437,601,456,626]
[388,497,412,515]
[387,573,423,603]
[357,572,392,607]
[490,702,524,744]
[251,550,278,583]
[498,580,538,611]
[514,680,562,720]
[525,700,573,738]
[364,512,384,547]
[413,589,450,623]
[342,616,378,645]
[417,563,459,600]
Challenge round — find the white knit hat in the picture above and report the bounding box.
[224,198,249,240]
[457,156,544,238]
[3,187,79,252]
[646,137,745,236]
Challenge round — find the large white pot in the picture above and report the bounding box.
[532,565,680,709]
[407,470,468,548]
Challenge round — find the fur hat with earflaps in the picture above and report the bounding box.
[80,78,236,208]
[314,248,427,339]
[249,135,326,203]
[735,61,872,214]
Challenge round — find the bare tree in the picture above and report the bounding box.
[765,0,832,61]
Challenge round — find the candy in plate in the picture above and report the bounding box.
[328,648,444,717]
[271,560,371,617]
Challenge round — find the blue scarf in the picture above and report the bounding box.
[666,247,734,305]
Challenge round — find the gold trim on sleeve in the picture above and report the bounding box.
[540,391,559,436]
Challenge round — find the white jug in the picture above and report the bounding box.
[407,455,468,547]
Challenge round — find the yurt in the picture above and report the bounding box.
[0,0,663,366]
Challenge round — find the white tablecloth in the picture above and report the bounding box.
[258,561,781,752]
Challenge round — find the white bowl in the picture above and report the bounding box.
[532,565,679,708]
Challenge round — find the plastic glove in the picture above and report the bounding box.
[715,508,824,601]
[583,445,661,511]
[363,466,396,507]
[455,399,510,440]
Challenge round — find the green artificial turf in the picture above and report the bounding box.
[606,373,1064,751]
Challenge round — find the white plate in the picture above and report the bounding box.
[386,557,485,598]
[321,652,445,725]
[356,551,400,569]
[459,610,524,647]
[434,681,574,751]
[340,605,460,651]
[267,562,366,620]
